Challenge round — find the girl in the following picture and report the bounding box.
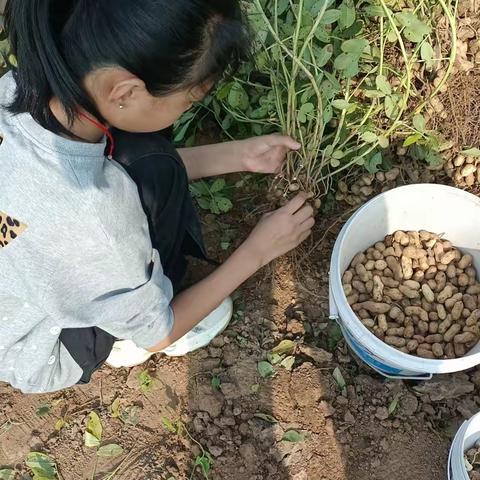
[0,0,314,394]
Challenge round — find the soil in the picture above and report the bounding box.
[1,169,479,480]
[2,5,480,479]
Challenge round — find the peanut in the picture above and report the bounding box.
[378,314,388,332]
[372,275,384,302]
[386,256,403,281]
[432,343,444,358]
[421,284,435,303]
[401,256,413,280]
[385,336,406,347]
[437,285,454,303]
[399,285,420,299]
[444,324,462,342]
[454,332,477,344]
[406,339,419,352]
[467,284,480,295]
[417,348,435,359]
[458,254,473,270]
[404,306,429,322]
[403,246,427,259]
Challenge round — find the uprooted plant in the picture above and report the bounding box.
[181,0,457,201]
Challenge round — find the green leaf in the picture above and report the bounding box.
[162,417,177,433]
[298,102,315,123]
[189,181,210,197]
[341,38,368,54]
[25,452,57,479]
[214,197,233,213]
[331,99,351,110]
[257,361,274,378]
[97,444,124,458]
[461,147,480,157]
[323,104,333,123]
[334,52,358,71]
[375,75,392,95]
[403,133,422,147]
[320,9,341,24]
[338,1,356,29]
[266,352,284,365]
[227,83,249,110]
[196,197,211,211]
[84,431,101,448]
[86,412,102,442]
[271,340,296,355]
[421,41,435,70]
[0,470,15,480]
[361,132,378,143]
[210,178,226,193]
[365,152,383,173]
[378,136,389,148]
[254,413,278,423]
[119,405,141,426]
[211,376,222,390]
[36,404,51,418]
[364,5,386,17]
[314,25,331,42]
[396,12,431,43]
[282,430,305,442]
[54,419,65,432]
[250,384,261,394]
[139,370,155,393]
[388,393,402,416]
[384,95,397,119]
[315,44,333,67]
[111,398,121,418]
[413,114,426,133]
[333,150,345,159]
[195,454,213,477]
[333,367,346,389]
[280,356,295,371]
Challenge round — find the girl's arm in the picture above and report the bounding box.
[0,0,6,15]
[178,134,301,180]
[148,193,314,352]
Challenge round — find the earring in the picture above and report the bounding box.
[119,104,124,109]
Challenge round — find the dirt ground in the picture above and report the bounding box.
[1,166,479,480]
[3,2,480,476]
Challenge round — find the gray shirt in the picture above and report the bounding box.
[0,72,174,393]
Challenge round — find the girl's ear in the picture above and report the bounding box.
[108,78,146,108]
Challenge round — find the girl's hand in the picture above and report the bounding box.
[237,134,301,174]
[243,193,315,267]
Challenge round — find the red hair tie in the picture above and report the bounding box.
[78,112,115,159]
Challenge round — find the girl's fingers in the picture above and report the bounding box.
[301,217,315,230]
[298,229,312,244]
[267,134,301,150]
[282,192,309,214]
[293,204,314,224]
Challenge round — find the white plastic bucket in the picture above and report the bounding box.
[329,184,480,380]
[448,412,480,479]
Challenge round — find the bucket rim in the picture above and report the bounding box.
[331,184,480,374]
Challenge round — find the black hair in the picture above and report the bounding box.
[5,0,251,136]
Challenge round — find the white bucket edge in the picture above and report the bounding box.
[329,184,480,377]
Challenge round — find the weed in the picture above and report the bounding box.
[190,179,233,215]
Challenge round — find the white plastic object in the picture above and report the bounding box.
[448,411,480,479]
[107,297,234,367]
[329,184,480,379]
[162,296,233,357]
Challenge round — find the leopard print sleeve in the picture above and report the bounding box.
[0,212,27,248]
